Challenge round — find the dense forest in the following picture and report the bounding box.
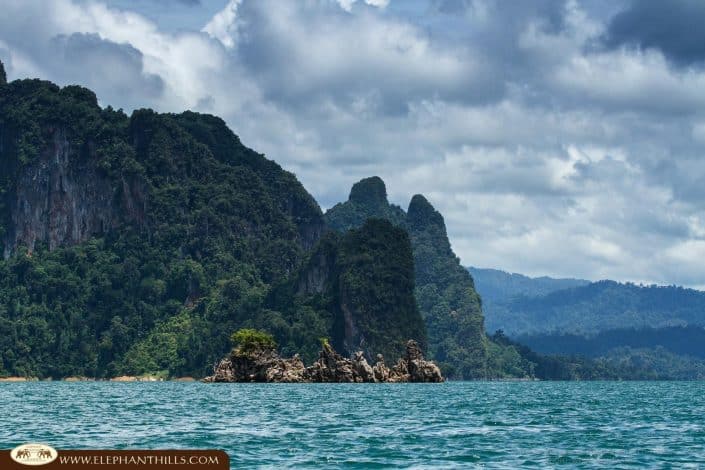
[472,268,705,380]
[517,326,705,359]
[0,74,326,378]
[489,331,705,380]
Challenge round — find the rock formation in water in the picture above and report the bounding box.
[324,177,488,379]
[204,339,443,383]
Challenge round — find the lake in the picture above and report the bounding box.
[1,382,704,468]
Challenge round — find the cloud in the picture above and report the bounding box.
[3,0,705,287]
[337,0,390,12]
[49,33,165,109]
[202,0,240,48]
[216,0,500,115]
[603,0,705,67]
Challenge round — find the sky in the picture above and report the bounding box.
[1,0,705,287]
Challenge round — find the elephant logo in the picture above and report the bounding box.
[10,444,58,466]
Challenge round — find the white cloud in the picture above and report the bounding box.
[3,0,705,287]
[336,0,390,13]
[202,0,241,48]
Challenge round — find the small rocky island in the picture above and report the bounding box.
[204,330,443,383]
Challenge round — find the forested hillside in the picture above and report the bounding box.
[4,64,690,381]
[0,70,423,379]
[516,326,705,359]
[471,267,705,379]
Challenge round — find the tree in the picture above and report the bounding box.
[231,329,277,355]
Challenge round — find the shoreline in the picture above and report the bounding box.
[0,376,197,382]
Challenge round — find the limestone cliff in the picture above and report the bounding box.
[2,126,146,257]
[289,219,427,362]
[0,76,329,379]
[325,176,406,232]
[324,177,489,379]
[0,80,325,260]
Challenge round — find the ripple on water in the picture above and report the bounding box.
[1,381,705,467]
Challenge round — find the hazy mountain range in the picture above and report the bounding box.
[470,267,705,376]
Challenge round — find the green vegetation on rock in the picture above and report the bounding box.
[231,329,277,355]
[262,218,427,363]
[325,178,488,378]
[325,177,406,233]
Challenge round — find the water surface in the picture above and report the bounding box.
[1,382,703,468]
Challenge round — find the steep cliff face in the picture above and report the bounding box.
[167,111,325,252]
[324,177,489,378]
[325,176,406,232]
[3,126,145,257]
[288,219,427,362]
[0,80,324,260]
[406,194,487,378]
[296,233,339,296]
[334,219,426,359]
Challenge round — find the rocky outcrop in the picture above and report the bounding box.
[203,339,443,383]
[402,340,444,382]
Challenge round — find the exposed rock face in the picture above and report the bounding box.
[404,340,444,382]
[3,127,146,257]
[0,84,326,260]
[372,354,390,382]
[351,351,376,382]
[296,235,338,296]
[203,339,443,383]
[349,176,389,211]
[291,220,427,362]
[306,342,356,382]
[207,348,307,383]
[285,195,325,252]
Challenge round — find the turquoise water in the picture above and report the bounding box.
[1,382,704,468]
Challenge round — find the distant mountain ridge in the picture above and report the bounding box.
[468,267,590,305]
[471,267,705,376]
[516,325,705,359]
[482,278,705,336]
